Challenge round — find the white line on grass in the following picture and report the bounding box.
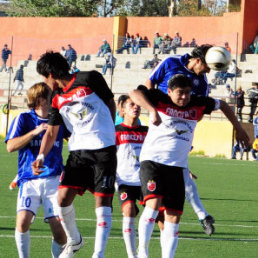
[1,215,258,229]
[0,234,258,242]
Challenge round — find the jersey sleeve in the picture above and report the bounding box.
[5,113,27,142]
[202,97,218,114]
[86,71,114,105]
[48,91,64,126]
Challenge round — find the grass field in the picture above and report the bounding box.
[0,141,258,258]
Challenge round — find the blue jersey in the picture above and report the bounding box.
[5,110,69,186]
[149,54,209,96]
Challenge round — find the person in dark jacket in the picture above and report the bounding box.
[0,44,12,72]
[65,44,77,67]
[12,65,24,96]
[236,86,245,122]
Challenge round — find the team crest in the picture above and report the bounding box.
[193,79,199,86]
[120,192,128,201]
[147,180,156,192]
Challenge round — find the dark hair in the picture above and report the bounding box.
[118,94,130,107]
[191,44,213,63]
[167,74,193,90]
[37,51,70,79]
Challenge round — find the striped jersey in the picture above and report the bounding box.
[149,54,209,96]
[5,110,69,186]
[116,123,148,186]
[48,71,115,151]
[139,88,220,168]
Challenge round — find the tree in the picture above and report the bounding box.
[7,0,99,17]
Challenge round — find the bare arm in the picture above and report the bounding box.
[129,89,161,126]
[31,125,60,175]
[6,123,48,153]
[107,98,116,123]
[145,78,154,90]
[219,100,250,148]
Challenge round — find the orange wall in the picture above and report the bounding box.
[0,17,114,65]
[0,0,257,66]
[242,0,258,49]
[127,12,244,54]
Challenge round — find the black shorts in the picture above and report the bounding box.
[118,184,143,210]
[140,160,185,215]
[59,145,117,197]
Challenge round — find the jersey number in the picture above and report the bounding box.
[21,197,31,208]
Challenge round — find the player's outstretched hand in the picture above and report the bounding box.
[150,110,161,126]
[236,127,250,149]
[31,159,44,176]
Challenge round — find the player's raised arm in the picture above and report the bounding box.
[219,99,250,148]
[106,98,116,123]
[129,89,161,126]
[31,124,60,175]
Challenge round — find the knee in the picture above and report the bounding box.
[16,217,31,233]
[122,203,137,217]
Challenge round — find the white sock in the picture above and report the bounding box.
[122,217,136,258]
[162,221,179,258]
[92,206,112,258]
[138,206,159,257]
[160,229,164,249]
[185,176,208,220]
[59,205,80,244]
[51,239,63,258]
[15,229,30,258]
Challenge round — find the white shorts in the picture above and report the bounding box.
[17,176,60,221]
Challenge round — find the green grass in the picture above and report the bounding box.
[0,142,258,257]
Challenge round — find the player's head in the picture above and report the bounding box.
[27,82,51,110]
[190,44,212,75]
[121,96,141,122]
[167,74,193,107]
[37,51,70,90]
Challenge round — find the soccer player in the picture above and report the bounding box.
[115,96,148,258]
[5,82,67,258]
[129,74,249,258]
[31,51,117,258]
[146,44,212,96]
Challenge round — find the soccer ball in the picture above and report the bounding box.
[205,46,231,71]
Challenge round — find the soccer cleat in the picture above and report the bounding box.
[9,181,17,190]
[59,235,84,258]
[200,215,215,236]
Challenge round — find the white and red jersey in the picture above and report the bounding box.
[48,71,115,151]
[116,123,148,186]
[139,88,220,168]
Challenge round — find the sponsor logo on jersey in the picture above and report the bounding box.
[120,134,146,142]
[120,192,128,201]
[147,180,156,192]
[193,79,200,86]
[70,109,88,120]
[166,107,197,119]
[175,129,188,135]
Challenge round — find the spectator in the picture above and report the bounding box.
[190,38,197,47]
[254,111,258,138]
[12,65,24,96]
[153,32,163,54]
[132,33,142,54]
[236,86,245,122]
[142,54,161,69]
[222,59,241,83]
[251,135,258,161]
[158,33,172,54]
[246,82,258,123]
[97,39,111,57]
[170,32,182,54]
[249,34,258,54]
[225,42,232,53]
[60,46,66,57]
[102,52,116,75]
[65,44,77,67]
[117,33,132,54]
[224,84,235,104]
[231,141,249,160]
[0,44,12,72]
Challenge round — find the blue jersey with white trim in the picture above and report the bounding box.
[5,110,69,186]
[149,54,209,96]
